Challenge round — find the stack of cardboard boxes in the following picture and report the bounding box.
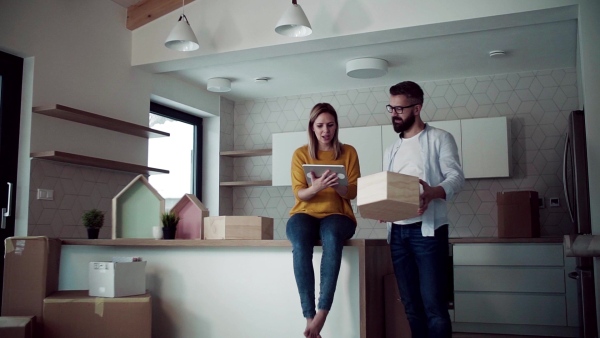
[1,237,151,338]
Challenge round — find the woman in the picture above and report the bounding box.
[286,103,360,338]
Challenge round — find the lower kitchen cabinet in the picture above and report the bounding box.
[452,243,579,337]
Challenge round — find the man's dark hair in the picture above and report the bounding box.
[389,81,424,105]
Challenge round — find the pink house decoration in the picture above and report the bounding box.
[112,175,165,239]
[171,194,209,239]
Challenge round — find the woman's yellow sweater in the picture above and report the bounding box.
[289,144,360,224]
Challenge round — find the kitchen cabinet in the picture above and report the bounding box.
[460,116,510,178]
[272,126,382,186]
[271,116,510,185]
[452,243,578,337]
[220,149,272,187]
[32,104,169,175]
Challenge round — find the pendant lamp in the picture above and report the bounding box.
[165,0,199,51]
[275,0,312,37]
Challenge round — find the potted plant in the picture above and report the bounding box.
[82,208,104,239]
[161,211,180,240]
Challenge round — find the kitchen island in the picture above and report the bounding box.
[59,239,392,338]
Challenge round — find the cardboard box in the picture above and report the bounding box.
[43,290,151,338]
[204,216,274,239]
[497,191,540,238]
[88,261,146,298]
[0,316,34,338]
[2,237,62,337]
[357,171,420,222]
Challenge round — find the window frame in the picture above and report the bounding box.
[149,102,203,201]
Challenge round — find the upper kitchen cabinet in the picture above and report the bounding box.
[428,120,463,166]
[460,116,510,179]
[272,126,383,186]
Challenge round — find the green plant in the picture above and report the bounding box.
[82,209,104,229]
[161,211,180,229]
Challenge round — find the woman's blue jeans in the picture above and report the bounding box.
[286,213,356,318]
[390,223,451,338]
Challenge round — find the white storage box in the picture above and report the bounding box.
[88,261,146,298]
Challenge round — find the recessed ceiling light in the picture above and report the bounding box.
[489,50,507,57]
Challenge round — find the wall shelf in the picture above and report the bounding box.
[220,180,272,187]
[220,149,272,186]
[220,149,272,157]
[31,151,169,175]
[33,104,169,138]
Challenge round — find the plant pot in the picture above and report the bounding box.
[87,228,100,239]
[162,227,176,240]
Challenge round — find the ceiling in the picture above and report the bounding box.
[131,4,579,102]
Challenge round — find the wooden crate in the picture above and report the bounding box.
[203,216,274,240]
[357,171,420,222]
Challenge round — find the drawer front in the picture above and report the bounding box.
[453,243,564,266]
[454,266,565,293]
[455,293,567,326]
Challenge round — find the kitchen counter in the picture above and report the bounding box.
[59,238,392,338]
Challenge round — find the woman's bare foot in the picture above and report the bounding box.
[304,310,328,338]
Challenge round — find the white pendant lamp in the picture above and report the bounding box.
[207,78,231,93]
[165,0,199,52]
[275,0,312,37]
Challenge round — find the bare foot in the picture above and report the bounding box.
[304,310,328,338]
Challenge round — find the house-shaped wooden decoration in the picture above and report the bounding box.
[171,194,209,239]
[112,174,165,239]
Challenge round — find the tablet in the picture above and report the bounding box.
[302,164,348,186]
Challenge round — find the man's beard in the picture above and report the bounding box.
[392,113,416,133]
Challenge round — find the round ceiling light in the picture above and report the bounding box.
[207,78,231,92]
[346,58,388,79]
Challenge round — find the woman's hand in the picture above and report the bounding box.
[310,170,339,192]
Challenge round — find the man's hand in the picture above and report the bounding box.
[418,179,446,215]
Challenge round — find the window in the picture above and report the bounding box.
[148,102,202,210]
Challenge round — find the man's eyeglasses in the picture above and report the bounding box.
[386,103,418,114]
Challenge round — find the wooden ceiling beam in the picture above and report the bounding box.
[126,0,195,31]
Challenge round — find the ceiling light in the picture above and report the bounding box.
[207,78,231,92]
[165,0,199,52]
[346,58,388,79]
[275,0,312,37]
[489,50,506,57]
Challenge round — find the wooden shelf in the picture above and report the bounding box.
[220,149,272,157]
[220,180,272,187]
[33,104,169,138]
[31,151,169,175]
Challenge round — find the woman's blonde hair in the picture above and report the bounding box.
[307,103,342,160]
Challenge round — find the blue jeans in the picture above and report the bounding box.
[286,213,356,318]
[390,223,451,338]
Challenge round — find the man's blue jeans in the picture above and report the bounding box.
[286,213,356,318]
[390,223,451,338]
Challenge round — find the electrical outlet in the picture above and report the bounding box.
[37,188,54,200]
[549,197,560,207]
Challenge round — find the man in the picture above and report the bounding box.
[383,81,464,337]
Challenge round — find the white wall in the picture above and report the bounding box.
[577,1,600,333]
[0,0,226,233]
